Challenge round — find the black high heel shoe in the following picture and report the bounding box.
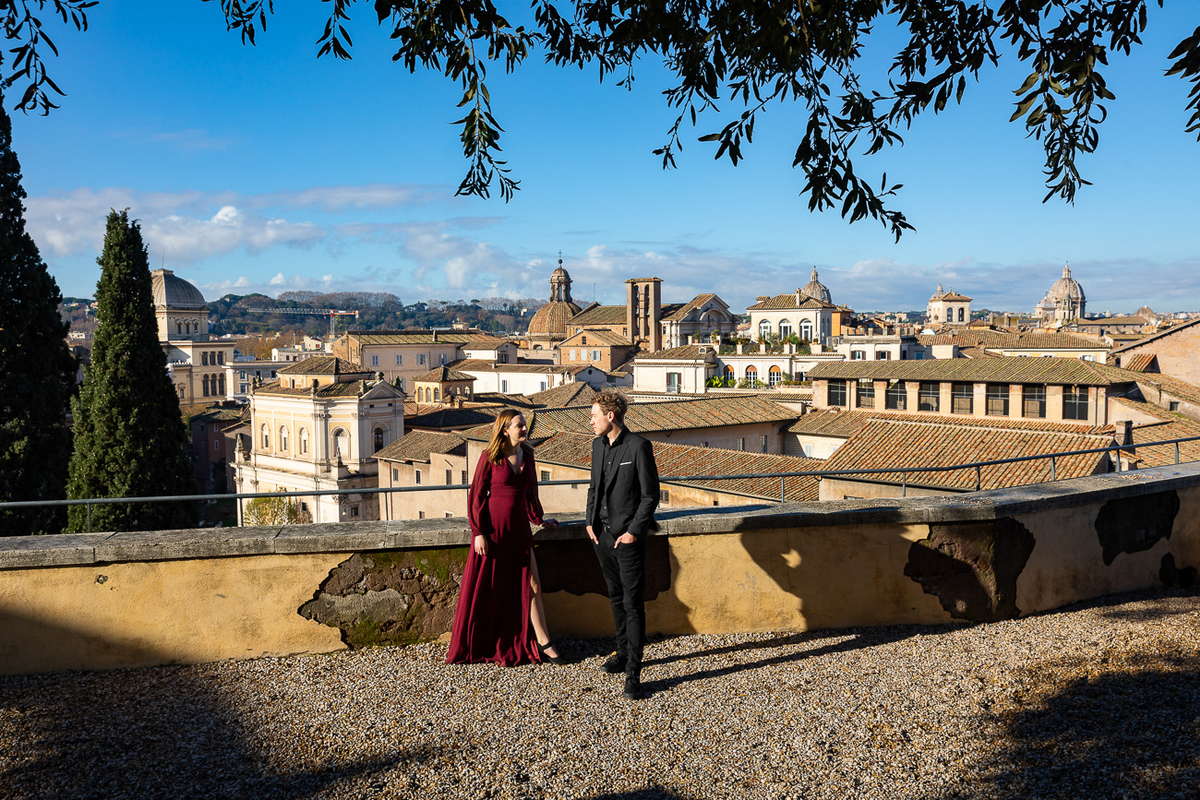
[537,640,566,664]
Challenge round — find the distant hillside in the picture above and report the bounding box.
[206,293,539,337]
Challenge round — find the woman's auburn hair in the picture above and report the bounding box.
[486,409,526,463]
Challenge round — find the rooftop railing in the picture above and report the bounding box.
[3,434,1199,530]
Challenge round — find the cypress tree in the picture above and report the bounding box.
[0,95,77,536]
[66,211,194,532]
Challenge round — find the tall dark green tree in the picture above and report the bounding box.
[66,211,194,532]
[0,94,77,536]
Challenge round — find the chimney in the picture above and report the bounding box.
[1116,420,1133,447]
[432,330,439,342]
[736,342,744,355]
[795,289,803,306]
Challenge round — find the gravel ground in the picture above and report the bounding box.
[2,589,1199,800]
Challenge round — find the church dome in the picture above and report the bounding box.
[1046,264,1086,304]
[528,300,581,339]
[151,269,206,310]
[801,267,832,304]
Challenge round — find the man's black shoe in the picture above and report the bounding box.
[600,653,627,674]
[622,674,643,700]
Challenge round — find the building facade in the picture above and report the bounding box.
[152,269,237,404]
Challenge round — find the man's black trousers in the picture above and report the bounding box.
[593,521,646,676]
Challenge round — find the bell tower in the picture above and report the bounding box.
[625,277,663,353]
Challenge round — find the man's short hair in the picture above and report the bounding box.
[593,388,628,422]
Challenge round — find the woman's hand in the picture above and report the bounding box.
[472,535,489,557]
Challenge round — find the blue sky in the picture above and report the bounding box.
[11,1,1200,313]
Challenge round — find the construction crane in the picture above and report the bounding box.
[247,307,360,338]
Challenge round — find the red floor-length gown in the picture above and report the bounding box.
[445,445,546,666]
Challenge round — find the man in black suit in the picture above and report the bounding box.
[585,389,659,700]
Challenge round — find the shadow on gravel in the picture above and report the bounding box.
[585,788,693,799]
[945,658,1200,799]
[0,617,432,800]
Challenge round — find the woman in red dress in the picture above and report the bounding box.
[446,409,562,666]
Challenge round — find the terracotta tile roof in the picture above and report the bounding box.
[528,395,799,436]
[568,304,627,326]
[807,358,1128,386]
[469,392,538,408]
[1120,353,1159,373]
[823,419,1113,491]
[917,331,1103,349]
[1110,316,1200,354]
[559,328,632,347]
[934,292,973,301]
[277,356,370,375]
[662,293,722,321]
[374,430,467,463]
[533,432,822,502]
[747,293,837,311]
[451,358,591,375]
[634,345,716,361]
[1125,371,1200,408]
[527,382,597,408]
[956,346,1001,359]
[345,329,500,346]
[255,380,374,398]
[1074,315,1151,326]
[403,403,507,430]
[787,408,1106,438]
[413,365,474,382]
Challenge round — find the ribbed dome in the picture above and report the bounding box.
[1046,264,1086,304]
[151,269,206,309]
[801,267,832,304]
[528,300,581,339]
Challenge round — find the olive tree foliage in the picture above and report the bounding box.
[5,1,1200,238]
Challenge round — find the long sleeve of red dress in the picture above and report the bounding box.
[467,451,493,540]
[523,448,545,526]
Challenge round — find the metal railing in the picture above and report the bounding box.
[2,435,1198,526]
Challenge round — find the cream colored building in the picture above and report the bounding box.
[333,329,513,392]
[234,356,405,524]
[926,285,972,325]
[152,269,237,404]
[746,283,838,344]
[1035,264,1087,325]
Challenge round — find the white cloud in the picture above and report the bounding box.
[269,272,286,286]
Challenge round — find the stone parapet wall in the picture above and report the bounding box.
[2,464,1199,675]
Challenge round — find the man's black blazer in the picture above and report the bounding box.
[585,429,660,538]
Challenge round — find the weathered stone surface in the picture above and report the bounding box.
[0,533,112,569]
[903,517,1036,622]
[95,528,278,562]
[299,548,468,647]
[274,521,397,554]
[1095,490,1181,565]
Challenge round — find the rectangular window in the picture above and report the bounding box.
[761,435,768,453]
[213,440,221,452]
[1063,386,1090,420]
[986,384,1010,416]
[885,381,907,410]
[850,350,866,360]
[738,437,746,451]
[501,380,509,393]
[445,512,453,518]
[1169,401,1181,412]
[951,383,974,414]
[855,380,875,409]
[391,468,398,481]
[415,470,422,485]
[827,379,847,407]
[666,372,682,393]
[460,470,467,484]
[591,350,601,361]
[201,352,209,366]
[918,382,940,412]
[540,470,550,482]
[1022,385,1046,418]
[660,489,671,503]
[418,511,425,519]
[217,351,225,365]
[440,354,447,365]
[418,354,426,366]
[445,469,453,485]
[395,354,403,365]
[371,355,380,366]
[350,506,359,517]
[876,351,891,360]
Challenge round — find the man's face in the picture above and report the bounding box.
[590,403,614,437]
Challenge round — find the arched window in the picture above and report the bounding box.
[218,374,226,396]
[279,426,289,451]
[202,374,210,397]
[745,366,759,387]
[433,387,441,402]
[261,424,270,449]
[723,364,735,382]
[176,322,183,335]
[778,320,793,339]
[799,320,813,341]
[373,427,384,452]
[299,428,309,455]
[769,365,783,386]
[758,320,771,340]
[333,429,349,461]
[957,307,965,322]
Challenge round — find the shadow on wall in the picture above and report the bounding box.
[952,657,1200,799]
[0,613,431,800]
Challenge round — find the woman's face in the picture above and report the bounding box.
[505,414,527,447]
